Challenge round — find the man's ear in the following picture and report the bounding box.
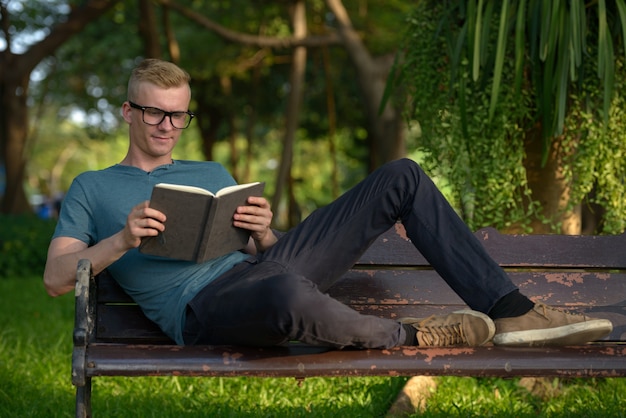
[121,101,133,124]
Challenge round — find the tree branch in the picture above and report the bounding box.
[158,0,342,49]
[17,0,121,76]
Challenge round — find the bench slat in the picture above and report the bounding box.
[84,343,626,379]
[476,228,626,269]
[358,225,626,269]
[96,305,173,343]
[333,270,626,306]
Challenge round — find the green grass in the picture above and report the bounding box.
[1,277,625,417]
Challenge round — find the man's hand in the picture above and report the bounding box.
[234,196,278,253]
[122,201,167,249]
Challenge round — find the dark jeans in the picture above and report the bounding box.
[184,159,517,349]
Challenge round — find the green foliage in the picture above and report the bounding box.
[2,1,70,38]
[35,3,143,126]
[211,126,369,228]
[0,214,56,279]
[395,3,540,232]
[27,109,124,196]
[394,1,626,234]
[566,66,626,234]
[451,0,626,148]
[342,0,414,54]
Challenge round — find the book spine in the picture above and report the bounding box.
[195,197,220,262]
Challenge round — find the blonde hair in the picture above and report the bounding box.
[127,59,191,101]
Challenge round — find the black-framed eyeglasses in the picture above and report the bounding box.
[128,101,195,129]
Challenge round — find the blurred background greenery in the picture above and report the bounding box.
[2,3,626,416]
[3,0,626,238]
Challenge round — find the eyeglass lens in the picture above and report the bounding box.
[142,107,192,129]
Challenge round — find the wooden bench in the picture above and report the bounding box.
[71,225,626,418]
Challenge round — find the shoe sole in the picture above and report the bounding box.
[493,319,613,347]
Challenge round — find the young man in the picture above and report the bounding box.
[44,59,612,349]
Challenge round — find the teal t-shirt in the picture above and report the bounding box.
[53,160,249,344]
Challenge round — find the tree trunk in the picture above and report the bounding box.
[138,0,162,58]
[1,74,30,213]
[272,0,307,228]
[322,46,340,199]
[522,125,580,235]
[325,0,404,171]
[163,6,181,63]
[0,0,119,214]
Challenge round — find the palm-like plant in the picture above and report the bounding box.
[392,0,626,234]
[466,0,626,160]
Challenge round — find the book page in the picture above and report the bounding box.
[154,183,214,196]
[215,182,263,197]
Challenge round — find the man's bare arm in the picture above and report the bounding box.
[44,235,129,296]
[43,201,166,297]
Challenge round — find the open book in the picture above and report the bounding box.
[139,182,265,262]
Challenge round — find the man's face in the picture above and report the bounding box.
[122,81,192,163]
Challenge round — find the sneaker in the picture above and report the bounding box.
[400,310,495,347]
[493,303,613,346]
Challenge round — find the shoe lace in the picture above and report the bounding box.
[416,319,466,346]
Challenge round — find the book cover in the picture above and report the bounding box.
[139,182,265,262]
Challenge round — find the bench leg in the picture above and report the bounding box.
[75,377,92,418]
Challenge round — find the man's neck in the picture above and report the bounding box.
[119,154,173,173]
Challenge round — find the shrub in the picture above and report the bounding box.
[0,214,57,279]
